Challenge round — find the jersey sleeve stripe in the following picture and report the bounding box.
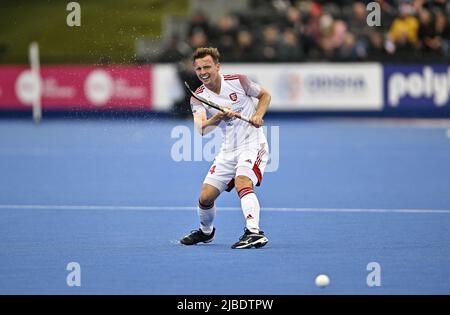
[223,74,239,80]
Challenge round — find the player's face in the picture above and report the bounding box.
[193,55,220,87]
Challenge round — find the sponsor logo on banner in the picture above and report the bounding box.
[42,77,76,99]
[15,70,42,105]
[276,73,301,102]
[221,63,383,111]
[385,65,450,108]
[84,70,114,106]
[0,65,152,110]
[305,73,365,94]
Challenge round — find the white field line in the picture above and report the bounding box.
[0,204,449,213]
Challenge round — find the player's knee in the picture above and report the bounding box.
[198,192,215,209]
[235,175,253,191]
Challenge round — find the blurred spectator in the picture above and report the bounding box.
[366,30,386,60]
[282,6,303,34]
[393,31,419,61]
[257,24,282,61]
[279,28,303,61]
[158,36,190,63]
[331,19,347,49]
[232,30,259,62]
[435,10,450,57]
[376,0,398,26]
[347,2,369,38]
[387,2,420,51]
[189,30,208,50]
[301,5,323,59]
[214,14,238,61]
[418,8,442,56]
[347,2,372,57]
[335,33,359,61]
[318,14,336,59]
[172,56,201,119]
[188,11,213,39]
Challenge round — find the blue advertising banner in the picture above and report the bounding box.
[384,65,450,116]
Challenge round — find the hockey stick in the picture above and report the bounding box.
[184,81,251,123]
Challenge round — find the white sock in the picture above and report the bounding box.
[238,188,260,234]
[197,202,216,235]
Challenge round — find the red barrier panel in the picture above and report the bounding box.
[0,65,152,110]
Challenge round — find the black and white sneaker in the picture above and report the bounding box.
[231,228,268,249]
[180,228,215,245]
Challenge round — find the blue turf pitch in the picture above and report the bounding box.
[0,117,449,294]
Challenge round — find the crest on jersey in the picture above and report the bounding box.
[229,92,237,101]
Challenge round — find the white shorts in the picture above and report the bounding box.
[204,142,269,193]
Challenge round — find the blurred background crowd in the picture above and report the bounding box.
[157,0,450,63]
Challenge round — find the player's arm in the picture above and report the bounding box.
[251,87,271,128]
[193,106,235,136]
[193,111,216,135]
[238,74,271,128]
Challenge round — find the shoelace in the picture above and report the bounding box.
[239,229,264,241]
[190,229,203,236]
[238,229,253,241]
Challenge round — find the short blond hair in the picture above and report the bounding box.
[192,47,220,64]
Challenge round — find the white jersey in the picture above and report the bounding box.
[191,74,267,152]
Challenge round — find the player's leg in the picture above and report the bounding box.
[234,175,260,233]
[231,144,269,249]
[235,144,268,235]
[197,183,220,235]
[232,175,268,249]
[179,183,221,245]
[180,152,234,245]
